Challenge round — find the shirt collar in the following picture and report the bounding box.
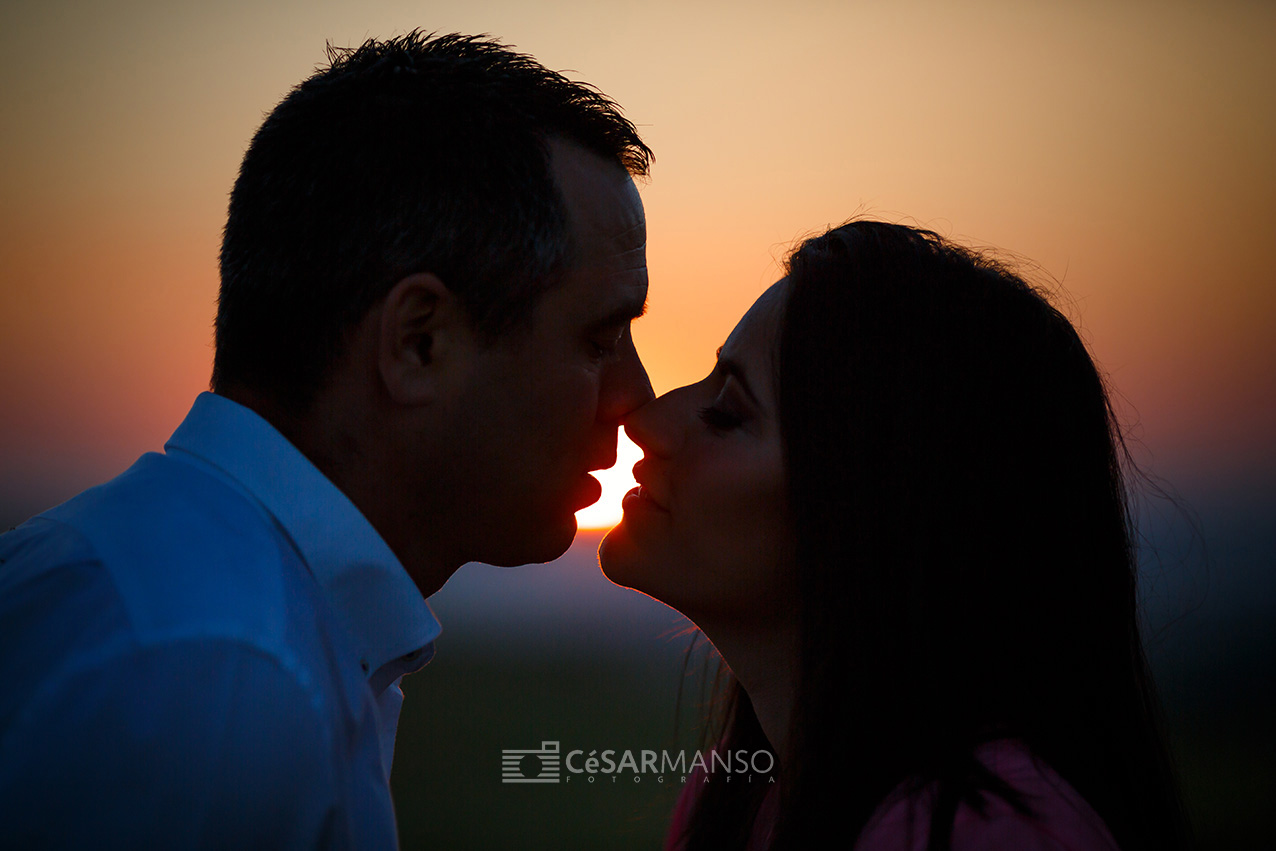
[165,392,441,677]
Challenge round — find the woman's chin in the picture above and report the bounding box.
[598,522,634,585]
[598,520,656,593]
[600,527,712,633]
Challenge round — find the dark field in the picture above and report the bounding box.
[393,483,1276,850]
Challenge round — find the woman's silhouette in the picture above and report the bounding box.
[602,221,1191,850]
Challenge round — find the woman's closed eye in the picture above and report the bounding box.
[698,403,744,432]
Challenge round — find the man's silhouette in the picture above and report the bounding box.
[0,32,653,847]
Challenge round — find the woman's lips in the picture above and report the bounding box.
[622,485,668,514]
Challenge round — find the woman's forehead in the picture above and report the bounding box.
[723,279,788,350]
[720,278,789,393]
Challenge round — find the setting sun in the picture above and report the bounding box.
[576,428,644,530]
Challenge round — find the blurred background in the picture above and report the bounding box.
[1,1,1272,848]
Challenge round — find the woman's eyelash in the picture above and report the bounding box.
[698,404,743,431]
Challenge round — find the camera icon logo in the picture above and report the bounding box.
[501,741,562,783]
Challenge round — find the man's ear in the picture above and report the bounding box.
[377,272,476,405]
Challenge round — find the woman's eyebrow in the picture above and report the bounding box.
[716,354,758,406]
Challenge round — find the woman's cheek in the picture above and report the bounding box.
[696,460,792,596]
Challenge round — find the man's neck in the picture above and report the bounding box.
[214,384,459,597]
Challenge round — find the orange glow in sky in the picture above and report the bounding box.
[1,0,1274,525]
[576,429,644,530]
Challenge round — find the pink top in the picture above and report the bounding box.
[665,740,1121,851]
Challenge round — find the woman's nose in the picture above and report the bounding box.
[621,383,695,459]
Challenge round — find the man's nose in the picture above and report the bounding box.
[598,335,654,424]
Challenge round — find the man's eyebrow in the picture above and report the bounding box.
[589,297,647,331]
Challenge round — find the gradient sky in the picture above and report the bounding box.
[2,0,1273,524]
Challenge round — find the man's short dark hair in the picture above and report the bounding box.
[213,31,652,410]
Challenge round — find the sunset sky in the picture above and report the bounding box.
[2,0,1273,528]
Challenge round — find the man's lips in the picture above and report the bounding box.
[570,473,604,510]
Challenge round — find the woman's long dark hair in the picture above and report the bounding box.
[680,221,1190,850]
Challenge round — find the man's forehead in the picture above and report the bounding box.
[549,138,646,252]
[534,237,647,331]
[543,137,648,325]
[605,221,648,268]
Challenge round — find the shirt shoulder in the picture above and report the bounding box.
[0,632,389,848]
[0,453,368,748]
[0,477,392,848]
[856,741,1121,851]
[20,452,312,645]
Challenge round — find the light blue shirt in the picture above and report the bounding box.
[0,392,441,849]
